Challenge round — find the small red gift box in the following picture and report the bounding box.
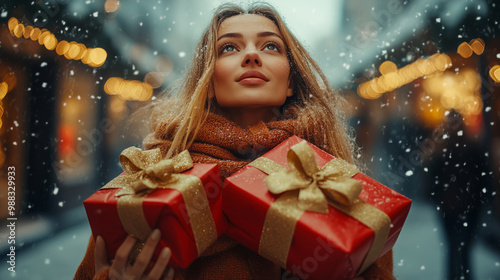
[84,147,227,268]
[223,136,411,280]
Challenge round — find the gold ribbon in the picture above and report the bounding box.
[101,147,218,256]
[249,141,391,274]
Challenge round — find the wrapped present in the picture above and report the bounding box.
[84,147,227,268]
[223,136,411,280]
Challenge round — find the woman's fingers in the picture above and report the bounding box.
[128,229,162,277]
[163,267,175,280]
[111,235,138,273]
[94,236,109,273]
[147,247,172,280]
[97,230,171,280]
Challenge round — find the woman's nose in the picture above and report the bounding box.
[241,51,262,67]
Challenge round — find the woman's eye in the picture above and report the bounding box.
[264,43,280,52]
[221,44,236,53]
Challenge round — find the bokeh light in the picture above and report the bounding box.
[144,72,165,89]
[104,77,153,101]
[469,38,485,55]
[358,53,452,99]
[379,61,398,75]
[457,42,473,58]
[8,17,107,68]
[490,65,500,83]
[422,68,482,117]
[104,0,121,13]
[0,82,8,100]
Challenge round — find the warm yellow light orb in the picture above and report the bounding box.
[469,39,485,55]
[0,82,8,100]
[8,17,18,31]
[30,28,42,41]
[104,0,121,13]
[489,65,500,83]
[13,24,25,38]
[379,61,398,76]
[44,34,58,50]
[88,48,107,67]
[23,25,34,39]
[457,42,473,58]
[56,40,70,55]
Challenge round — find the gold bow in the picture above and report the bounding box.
[263,141,361,213]
[104,147,193,197]
[100,147,217,257]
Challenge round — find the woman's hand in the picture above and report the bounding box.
[95,229,174,280]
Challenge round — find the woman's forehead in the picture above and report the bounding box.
[218,14,280,36]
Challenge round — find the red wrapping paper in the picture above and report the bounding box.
[84,163,227,268]
[223,136,411,280]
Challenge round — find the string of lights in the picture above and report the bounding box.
[8,17,107,68]
[356,38,496,100]
[357,53,452,99]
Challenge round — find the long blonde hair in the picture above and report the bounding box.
[148,3,356,163]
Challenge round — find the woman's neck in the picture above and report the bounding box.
[217,106,282,129]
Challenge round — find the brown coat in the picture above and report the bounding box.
[74,112,395,280]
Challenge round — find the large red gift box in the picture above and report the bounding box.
[223,136,411,280]
[84,147,227,268]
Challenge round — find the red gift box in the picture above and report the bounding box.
[223,136,411,280]
[84,148,227,268]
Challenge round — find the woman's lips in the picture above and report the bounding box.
[237,71,269,85]
[238,77,267,85]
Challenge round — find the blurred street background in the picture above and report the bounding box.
[1,0,499,279]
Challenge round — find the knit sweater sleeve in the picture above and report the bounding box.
[73,235,109,280]
[359,250,395,280]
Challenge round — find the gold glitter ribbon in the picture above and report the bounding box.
[101,147,218,256]
[249,141,391,274]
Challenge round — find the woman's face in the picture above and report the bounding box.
[213,14,292,109]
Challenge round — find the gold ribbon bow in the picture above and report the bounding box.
[249,141,391,275]
[263,141,362,213]
[101,147,217,256]
[110,148,194,197]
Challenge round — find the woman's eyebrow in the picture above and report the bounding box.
[217,31,283,41]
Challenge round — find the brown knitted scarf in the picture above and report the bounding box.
[143,112,297,179]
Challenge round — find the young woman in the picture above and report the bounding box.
[75,3,395,280]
